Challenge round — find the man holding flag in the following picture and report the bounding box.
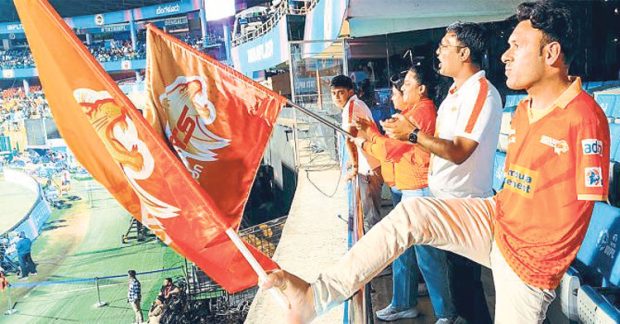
[262,1,610,323]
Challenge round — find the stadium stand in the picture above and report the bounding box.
[0,34,212,70]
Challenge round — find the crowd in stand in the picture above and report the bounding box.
[0,40,146,70]
[88,40,146,63]
[0,87,50,133]
[0,48,35,69]
[0,34,218,70]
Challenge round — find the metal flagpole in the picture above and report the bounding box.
[286,99,354,139]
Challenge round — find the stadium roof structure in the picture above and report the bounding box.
[346,0,523,37]
[0,0,179,23]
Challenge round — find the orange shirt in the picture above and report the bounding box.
[495,78,610,289]
[363,98,437,190]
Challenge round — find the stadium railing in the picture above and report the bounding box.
[3,266,184,315]
[231,0,319,47]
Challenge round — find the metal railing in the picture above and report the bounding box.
[232,0,320,47]
[183,216,287,321]
[4,266,184,315]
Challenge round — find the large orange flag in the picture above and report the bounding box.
[144,25,285,228]
[14,0,278,293]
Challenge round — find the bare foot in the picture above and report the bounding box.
[262,270,317,323]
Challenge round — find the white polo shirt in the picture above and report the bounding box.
[341,95,380,175]
[429,71,502,198]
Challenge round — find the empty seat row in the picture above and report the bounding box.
[560,202,620,322]
[503,93,526,108]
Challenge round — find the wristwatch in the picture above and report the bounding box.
[408,128,420,144]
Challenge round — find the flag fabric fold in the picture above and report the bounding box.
[15,0,279,293]
[144,24,285,229]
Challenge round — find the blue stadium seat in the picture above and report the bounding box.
[610,123,620,159]
[584,81,603,92]
[577,285,620,324]
[595,93,619,118]
[504,94,527,108]
[492,151,506,192]
[575,202,620,287]
[603,80,620,88]
[497,106,516,152]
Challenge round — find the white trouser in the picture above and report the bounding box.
[312,197,556,324]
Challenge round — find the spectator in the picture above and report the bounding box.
[158,277,180,303]
[330,75,383,232]
[148,296,165,324]
[60,167,71,194]
[127,270,144,324]
[15,231,37,279]
[0,270,8,291]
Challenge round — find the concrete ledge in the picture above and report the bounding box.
[246,166,348,324]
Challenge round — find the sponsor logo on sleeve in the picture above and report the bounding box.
[582,139,603,156]
[585,167,603,187]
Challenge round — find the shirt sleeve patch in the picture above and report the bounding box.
[581,139,603,156]
[585,167,603,187]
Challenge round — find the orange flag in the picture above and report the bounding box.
[144,25,285,228]
[14,0,278,293]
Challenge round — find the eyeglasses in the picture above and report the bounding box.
[437,43,467,52]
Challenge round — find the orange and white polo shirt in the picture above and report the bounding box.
[428,70,503,198]
[362,98,437,191]
[495,77,610,289]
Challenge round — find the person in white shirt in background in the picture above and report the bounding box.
[330,75,383,232]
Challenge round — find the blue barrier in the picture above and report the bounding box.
[2,169,51,240]
[0,59,147,79]
[0,0,200,34]
[8,266,183,288]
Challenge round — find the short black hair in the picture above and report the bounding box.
[408,61,437,100]
[128,270,136,278]
[445,22,489,68]
[330,75,354,90]
[516,0,575,65]
[165,277,173,283]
